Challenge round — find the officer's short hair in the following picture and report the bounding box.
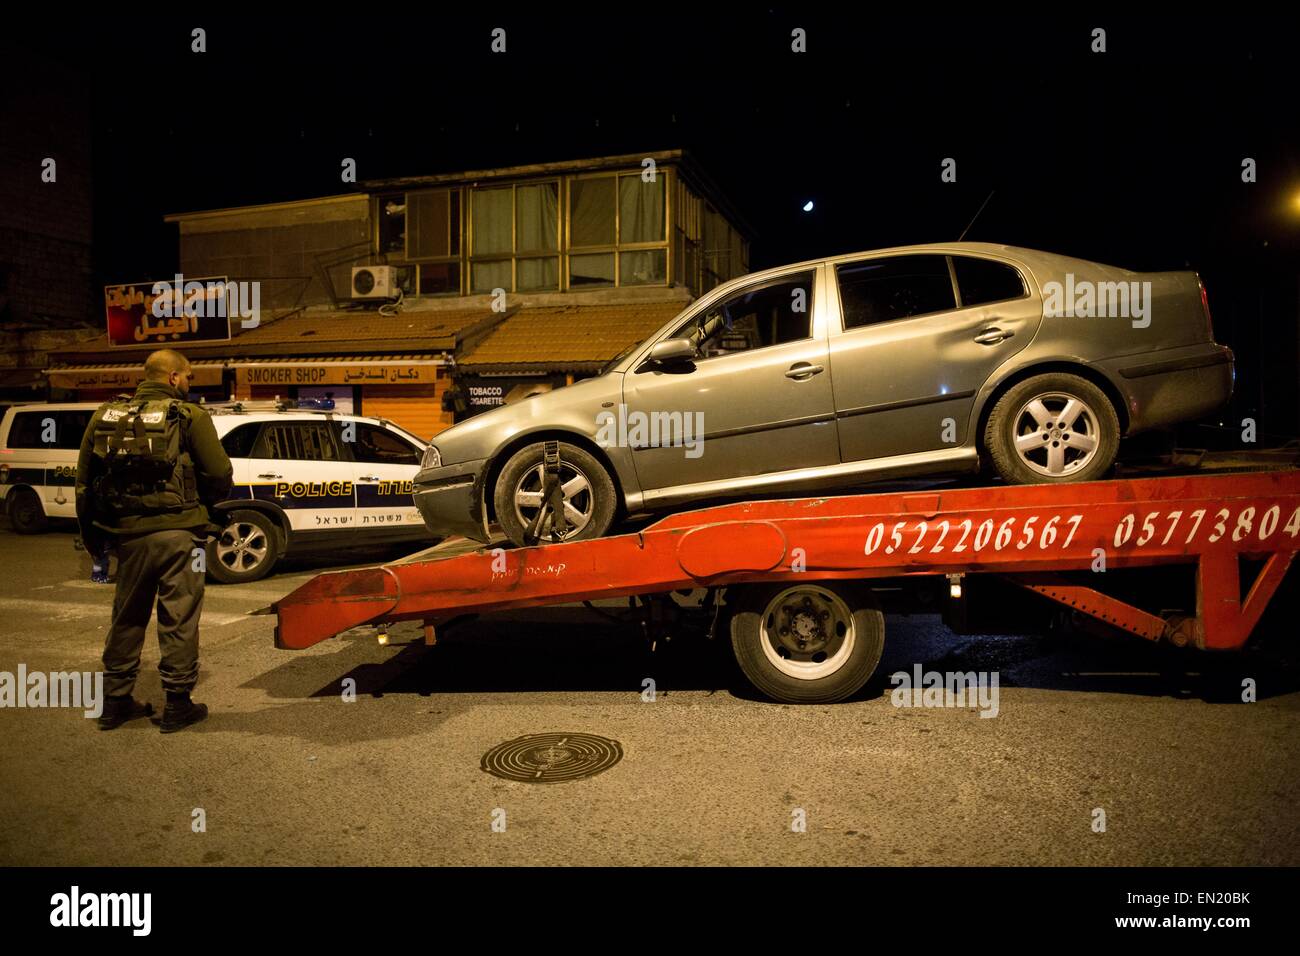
[144,349,191,381]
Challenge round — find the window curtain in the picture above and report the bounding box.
[516,183,558,252]
[570,178,616,246]
[619,176,664,244]
[472,188,512,256]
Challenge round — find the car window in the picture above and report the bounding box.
[220,423,262,459]
[836,255,956,330]
[4,410,89,450]
[5,412,44,449]
[56,411,93,449]
[252,422,340,461]
[671,271,815,359]
[351,423,421,466]
[953,256,1027,307]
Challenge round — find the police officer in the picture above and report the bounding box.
[76,349,233,732]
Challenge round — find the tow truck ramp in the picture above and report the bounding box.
[274,468,1300,703]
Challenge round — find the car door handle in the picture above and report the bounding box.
[358,475,382,482]
[257,473,283,479]
[973,328,1014,345]
[785,363,825,380]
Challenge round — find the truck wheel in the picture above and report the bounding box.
[7,488,49,534]
[494,441,617,547]
[729,581,885,704]
[984,373,1120,484]
[208,510,281,583]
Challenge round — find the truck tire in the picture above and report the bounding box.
[984,373,1120,484]
[494,441,617,547]
[208,510,281,584]
[729,581,885,704]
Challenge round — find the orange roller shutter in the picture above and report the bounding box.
[362,383,453,441]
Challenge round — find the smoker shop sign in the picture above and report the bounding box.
[236,365,441,387]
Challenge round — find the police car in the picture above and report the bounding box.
[0,400,436,583]
[0,402,98,533]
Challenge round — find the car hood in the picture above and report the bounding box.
[433,373,625,462]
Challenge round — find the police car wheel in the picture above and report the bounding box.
[7,488,49,534]
[208,510,280,584]
[728,582,885,704]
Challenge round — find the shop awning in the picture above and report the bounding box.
[45,306,504,367]
[456,301,686,374]
[45,355,450,390]
[44,359,226,390]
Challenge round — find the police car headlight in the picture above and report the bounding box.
[421,445,442,470]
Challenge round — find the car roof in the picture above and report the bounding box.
[2,402,102,413]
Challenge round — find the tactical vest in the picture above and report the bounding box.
[91,399,198,519]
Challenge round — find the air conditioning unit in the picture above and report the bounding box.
[351,266,398,299]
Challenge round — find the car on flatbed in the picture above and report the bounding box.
[412,242,1234,548]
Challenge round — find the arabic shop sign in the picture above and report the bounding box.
[105,277,233,347]
[48,367,225,390]
[235,365,441,387]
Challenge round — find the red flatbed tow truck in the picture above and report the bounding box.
[273,460,1300,704]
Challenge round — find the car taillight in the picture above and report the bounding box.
[1199,277,1215,340]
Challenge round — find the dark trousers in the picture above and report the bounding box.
[103,529,206,697]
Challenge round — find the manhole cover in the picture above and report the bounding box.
[481,733,623,784]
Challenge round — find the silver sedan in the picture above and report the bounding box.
[414,242,1233,547]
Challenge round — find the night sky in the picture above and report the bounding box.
[13,11,1300,426]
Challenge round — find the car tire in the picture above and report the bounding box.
[494,441,617,547]
[984,373,1120,484]
[729,581,885,704]
[7,488,49,534]
[207,510,282,584]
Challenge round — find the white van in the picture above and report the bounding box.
[0,403,100,533]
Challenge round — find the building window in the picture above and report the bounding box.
[375,189,460,295]
[470,181,560,293]
[516,183,559,253]
[570,253,615,287]
[407,189,459,260]
[518,257,559,291]
[570,177,616,247]
[471,260,512,294]
[619,175,665,244]
[378,194,406,256]
[419,262,460,295]
[566,172,668,290]
[619,249,666,286]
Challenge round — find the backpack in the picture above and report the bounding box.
[90,398,198,519]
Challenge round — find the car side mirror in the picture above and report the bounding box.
[644,338,697,365]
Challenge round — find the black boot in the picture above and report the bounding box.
[160,690,208,734]
[97,694,154,731]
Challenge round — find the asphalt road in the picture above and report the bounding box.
[0,524,1297,866]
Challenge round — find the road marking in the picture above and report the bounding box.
[59,579,296,604]
[0,598,248,627]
